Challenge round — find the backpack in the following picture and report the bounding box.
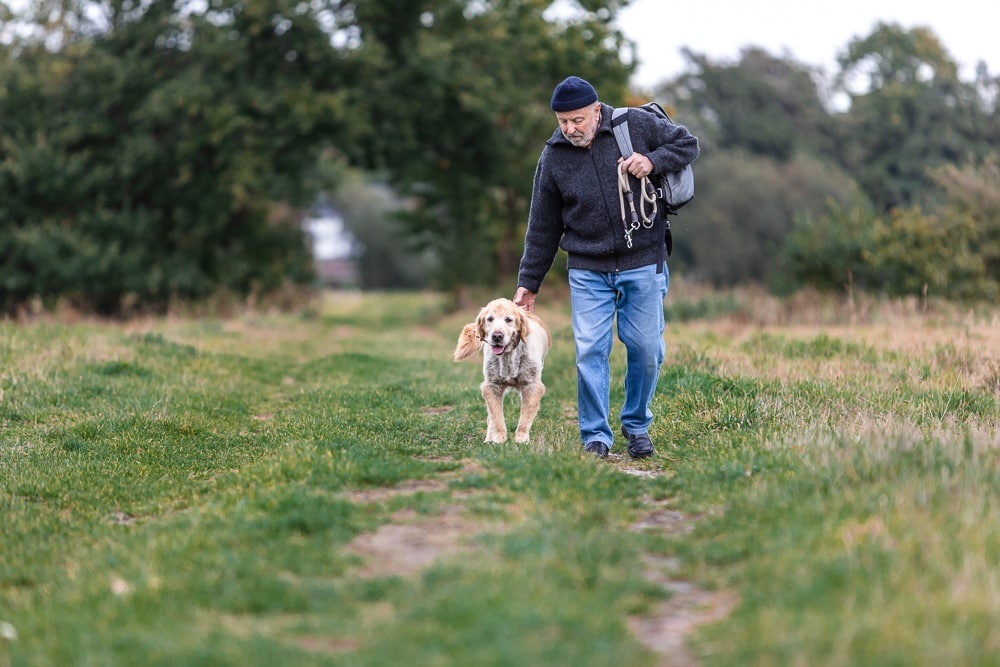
[611,102,695,215]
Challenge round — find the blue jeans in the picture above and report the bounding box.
[569,263,668,447]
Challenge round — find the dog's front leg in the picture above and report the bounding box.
[514,381,545,443]
[481,382,507,443]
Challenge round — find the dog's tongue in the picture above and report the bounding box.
[492,345,505,356]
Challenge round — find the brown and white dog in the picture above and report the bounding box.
[453,298,551,443]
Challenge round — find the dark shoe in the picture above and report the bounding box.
[583,441,610,459]
[621,426,654,459]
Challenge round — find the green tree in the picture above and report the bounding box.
[663,47,835,161]
[2,0,643,309]
[833,23,995,211]
[652,47,865,288]
[864,207,987,299]
[778,200,992,300]
[341,0,635,295]
[930,156,1000,287]
[653,28,999,297]
[0,0,357,314]
[776,199,877,295]
[672,150,861,286]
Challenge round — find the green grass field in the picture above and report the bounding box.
[2,288,998,666]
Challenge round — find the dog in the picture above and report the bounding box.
[453,298,551,443]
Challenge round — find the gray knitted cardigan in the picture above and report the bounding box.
[516,103,699,294]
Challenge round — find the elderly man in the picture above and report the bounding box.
[514,76,699,459]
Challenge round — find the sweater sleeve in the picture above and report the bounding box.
[517,151,564,294]
[630,108,700,174]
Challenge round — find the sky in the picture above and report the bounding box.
[617,0,1000,90]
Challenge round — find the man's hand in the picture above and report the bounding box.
[513,286,537,312]
[618,153,653,178]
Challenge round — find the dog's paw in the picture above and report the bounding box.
[514,431,531,444]
[485,433,508,444]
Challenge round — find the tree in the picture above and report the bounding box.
[672,150,862,286]
[652,29,1000,296]
[833,23,995,212]
[864,207,987,299]
[663,47,836,161]
[778,200,992,300]
[930,156,1000,287]
[776,199,877,295]
[340,0,635,295]
[2,0,644,310]
[0,0,358,314]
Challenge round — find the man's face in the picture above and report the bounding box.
[555,103,601,148]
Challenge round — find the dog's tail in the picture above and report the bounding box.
[453,323,481,361]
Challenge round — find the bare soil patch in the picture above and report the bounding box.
[627,496,738,666]
[345,504,495,579]
[343,458,499,578]
[340,457,736,665]
[627,568,739,667]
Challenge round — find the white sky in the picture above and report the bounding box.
[617,0,1000,90]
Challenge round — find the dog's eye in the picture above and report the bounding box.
[486,316,494,322]
[505,317,513,323]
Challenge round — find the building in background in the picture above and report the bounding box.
[304,196,358,286]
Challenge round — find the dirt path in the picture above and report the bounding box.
[342,458,736,665]
[625,492,738,666]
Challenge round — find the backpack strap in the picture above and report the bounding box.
[611,107,668,271]
[610,107,634,158]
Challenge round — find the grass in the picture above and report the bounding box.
[1,287,999,666]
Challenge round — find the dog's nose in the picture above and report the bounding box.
[491,332,504,344]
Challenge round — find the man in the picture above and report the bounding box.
[513,75,699,459]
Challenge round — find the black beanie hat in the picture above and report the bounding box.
[550,76,598,112]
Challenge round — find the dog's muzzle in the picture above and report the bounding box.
[490,332,506,355]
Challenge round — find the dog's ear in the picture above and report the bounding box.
[453,323,481,361]
[475,306,490,343]
[512,306,528,340]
